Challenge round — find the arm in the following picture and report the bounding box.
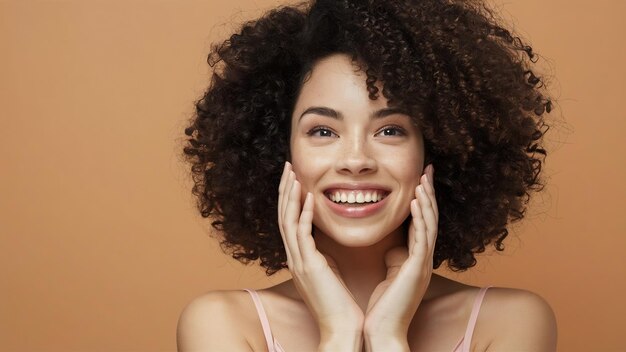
[176,291,252,352]
[318,332,364,352]
[485,290,557,352]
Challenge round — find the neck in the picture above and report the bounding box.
[313,226,407,311]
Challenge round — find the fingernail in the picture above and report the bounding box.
[427,164,434,183]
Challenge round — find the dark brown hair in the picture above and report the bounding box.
[183,0,552,275]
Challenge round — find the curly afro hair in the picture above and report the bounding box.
[182,0,552,275]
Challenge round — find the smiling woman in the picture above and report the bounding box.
[178,0,557,351]
[290,55,424,247]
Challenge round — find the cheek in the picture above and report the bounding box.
[384,151,424,183]
[290,144,325,195]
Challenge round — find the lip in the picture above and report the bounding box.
[321,183,391,218]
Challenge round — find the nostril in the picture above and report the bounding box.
[337,159,377,175]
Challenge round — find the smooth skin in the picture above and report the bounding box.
[177,54,557,352]
[278,161,437,351]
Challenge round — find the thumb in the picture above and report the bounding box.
[321,253,355,299]
[384,246,409,279]
[322,253,339,270]
[322,253,344,281]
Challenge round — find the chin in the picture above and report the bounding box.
[315,223,397,247]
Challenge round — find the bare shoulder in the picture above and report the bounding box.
[176,290,255,352]
[480,287,557,351]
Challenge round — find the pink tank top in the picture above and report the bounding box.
[244,286,490,352]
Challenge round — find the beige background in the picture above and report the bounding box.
[1,0,624,351]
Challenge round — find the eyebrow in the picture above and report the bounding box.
[298,106,408,121]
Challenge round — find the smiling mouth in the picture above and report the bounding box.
[324,190,390,205]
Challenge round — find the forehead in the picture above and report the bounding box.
[292,54,390,115]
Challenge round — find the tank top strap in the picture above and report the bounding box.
[243,289,276,351]
[462,286,492,349]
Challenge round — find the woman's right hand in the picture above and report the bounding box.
[278,162,364,343]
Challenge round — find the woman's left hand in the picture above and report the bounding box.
[363,164,438,343]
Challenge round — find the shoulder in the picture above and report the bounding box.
[176,290,255,352]
[479,287,557,351]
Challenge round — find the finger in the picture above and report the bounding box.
[408,200,417,251]
[277,162,291,226]
[417,180,437,249]
[280,171,297,266]
[423,165,438,221]
[410,188,427,257]
[280,170,295,231]
[427,164,435,183]
[278,161,290,196]
[297,192,317,262]
[285,176,304,266]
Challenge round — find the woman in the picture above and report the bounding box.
[178,0,557,350]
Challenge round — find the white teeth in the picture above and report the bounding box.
[356,193,364,203]
[328,190,387,204]
[347,193,356,203]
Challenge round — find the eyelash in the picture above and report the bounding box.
[376,125,407,137]
[307,126,337,137]
[306,125,407,137]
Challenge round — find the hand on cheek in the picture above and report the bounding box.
[363,164,438,338]
[277,162,364,339]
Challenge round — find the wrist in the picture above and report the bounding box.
[318,331,363,352]
[364,332,409,352]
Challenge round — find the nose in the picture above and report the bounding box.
[334,137,377,175]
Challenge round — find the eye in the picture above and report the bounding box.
[376,125,407,137]
[307,126,338,138]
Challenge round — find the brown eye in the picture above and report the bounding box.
[307,126,337,138]
[376,125,406,137]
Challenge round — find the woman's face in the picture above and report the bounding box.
[290,54,425,246]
